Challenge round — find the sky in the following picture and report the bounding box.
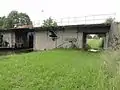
[0,0,119,26]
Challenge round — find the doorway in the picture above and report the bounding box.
[28,33,34,48]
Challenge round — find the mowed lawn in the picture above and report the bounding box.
[0,50,105,90]
[87,39,103,49]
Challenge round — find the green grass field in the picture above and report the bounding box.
[87,39,103,49]
[0,50,116,90]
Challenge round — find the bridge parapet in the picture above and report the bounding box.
[56,14,116,26]
[32,13,116,27]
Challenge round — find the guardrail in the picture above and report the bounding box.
[56,13,116,26]
[33,13,116,27]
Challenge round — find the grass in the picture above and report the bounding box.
[87,39,103,49]
[0,49,115,90]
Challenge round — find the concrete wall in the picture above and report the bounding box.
[104,32,109,49]
[108,23,119,48]
[11,32,15,47]
[33,28,83,50]
[56,29,78,48]
[34,31,56,50]
[33,24,111,50]
[1,32,15,48]
[117,23,120,31]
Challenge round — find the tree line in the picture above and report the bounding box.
[0,11,33,29]
[0,10,58,29]
[0,10,114,29]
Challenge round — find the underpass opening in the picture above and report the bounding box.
[83,33,106,50]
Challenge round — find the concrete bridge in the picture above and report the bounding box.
[77,24,110,49]
[0,22,118,51]
[33,23,114,50]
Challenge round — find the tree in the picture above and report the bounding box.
[7,11,32,28]
[18,13,32,26]
[0,10,32,28]
[42,17,57,27]
[2,18,12,28]
[42,17,58,42]
[0,16,6,28]
[105,18,114,24]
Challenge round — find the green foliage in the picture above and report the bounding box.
[0,10,32,29]
[42,17,58,42]
[101,50,120,90]
[18,13,32,26]
[0,16,6,28]
[2,17,13,28]
[105,18,114,24]
[42,17,57,27]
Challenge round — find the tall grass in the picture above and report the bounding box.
[0,49,119,89]
[101,50,120,90]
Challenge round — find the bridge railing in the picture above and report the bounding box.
[33,13,116,27]
[56,13,116,26]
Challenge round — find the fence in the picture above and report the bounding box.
[33,13,116,27]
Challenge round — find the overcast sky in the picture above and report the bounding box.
[0,0,119,25]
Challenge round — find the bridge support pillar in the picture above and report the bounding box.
[104,32,109,49]
[82,33,87,48]
[77,32,83,48]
